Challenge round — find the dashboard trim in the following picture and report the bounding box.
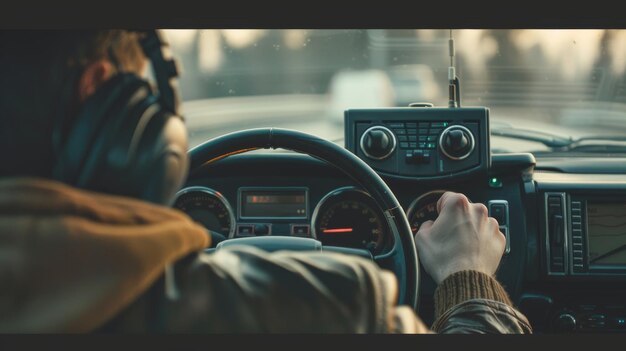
[535,172,626,186]
[545,192,569,276]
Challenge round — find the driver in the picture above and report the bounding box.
[0,30,531,333]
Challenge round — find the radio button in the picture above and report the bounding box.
[489,200,510,255]
[237,224,254,236]
[585,314,606,328]
[579,304,596,311]
[254,224,270,236]
[405,150,431,164]
[490,204,507,225]
[291,224,310,236]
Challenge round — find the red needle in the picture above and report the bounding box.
[322,228,353,233]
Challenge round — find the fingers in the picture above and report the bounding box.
[437,191,470,215]
[487,216,506,254]
[414,220,434,249]
[472,202,489,218]
[416,219,434,235]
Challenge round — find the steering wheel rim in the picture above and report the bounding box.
[188,128,419,309]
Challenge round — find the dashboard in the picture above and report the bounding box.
[175,106,626,333]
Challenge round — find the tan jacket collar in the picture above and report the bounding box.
[0,177,210,332]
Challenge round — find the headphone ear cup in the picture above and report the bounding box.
[132,112,189,205]
[53,73,149,186]
[103,108,189,205]
[54,73,189,205]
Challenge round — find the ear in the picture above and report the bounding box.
[77,59,115,102]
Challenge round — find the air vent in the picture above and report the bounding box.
[546,193,567,274]
[570,200,585,273]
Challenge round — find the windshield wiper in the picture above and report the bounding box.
[491,127,573,148]
[491,127,626,152]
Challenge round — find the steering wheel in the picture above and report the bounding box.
[188,128,419,309]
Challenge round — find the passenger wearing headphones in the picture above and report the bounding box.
[0,30,531,333]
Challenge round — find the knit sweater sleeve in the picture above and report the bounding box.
[429,270,532,334]
[433,270,513,319]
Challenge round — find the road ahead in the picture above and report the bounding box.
[181,95,626,152]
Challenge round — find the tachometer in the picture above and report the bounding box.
[406,190,448,234]
[312,187,387,253]
[173,186,236,238]
[406,190,474,234]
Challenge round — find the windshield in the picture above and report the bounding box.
[163,29,626,154]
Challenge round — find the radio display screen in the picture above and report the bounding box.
[587,203,626,265]
[240,188,307,219]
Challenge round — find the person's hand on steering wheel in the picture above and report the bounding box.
[415,191,506,285]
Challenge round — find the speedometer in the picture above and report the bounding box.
[312,187,387,253]
[173,186,236,238]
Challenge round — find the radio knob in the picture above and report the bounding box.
[555,313,577,332]
[439,125,475,160]
[360,126,396,160]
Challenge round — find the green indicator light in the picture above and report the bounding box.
[443,122,449,127]
[489,177,503,188]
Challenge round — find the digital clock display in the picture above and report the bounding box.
[240,188,307,219]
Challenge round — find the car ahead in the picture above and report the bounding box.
[386,64,441,107]
[325,69,395,125]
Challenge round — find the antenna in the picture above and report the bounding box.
[447,30,461,108]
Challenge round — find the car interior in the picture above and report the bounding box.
[4,26,626,336]
[157,29,626,333]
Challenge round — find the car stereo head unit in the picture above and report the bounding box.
[545,192,626,277]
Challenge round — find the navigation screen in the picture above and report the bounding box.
[240,189,307,218]
[587,203,626,265]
